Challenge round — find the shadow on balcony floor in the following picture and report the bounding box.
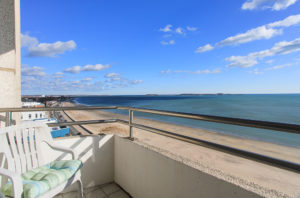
[55,182,131,198]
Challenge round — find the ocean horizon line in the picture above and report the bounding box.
[21,93,300,97]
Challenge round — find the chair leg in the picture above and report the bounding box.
[77,179,84,198]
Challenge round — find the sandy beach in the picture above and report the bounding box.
[58,101,300,197]
[60,102,300,163]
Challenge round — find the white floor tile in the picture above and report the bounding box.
[101,183,120,195]
[86,188,107,198]
[108,190,130,198]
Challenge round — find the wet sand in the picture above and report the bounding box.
[60,101,300,197]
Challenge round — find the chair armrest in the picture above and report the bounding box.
[45,141,78,160]
[0,168,23,197]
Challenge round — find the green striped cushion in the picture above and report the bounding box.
[1,160,82,198]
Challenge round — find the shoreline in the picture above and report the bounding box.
[71,99,300,148]
[72,99,300,148]
[60,101,300,164]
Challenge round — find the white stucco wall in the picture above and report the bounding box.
[21,111,47,120]
[114,136,262,198]
[0,0,21,127]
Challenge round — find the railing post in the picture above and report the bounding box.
[129,109,133,139]
[5,112,12,126]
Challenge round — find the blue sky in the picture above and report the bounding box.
[21,0,300,95]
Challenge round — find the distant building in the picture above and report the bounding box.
[21,102,47,121]
[21,102,69,138]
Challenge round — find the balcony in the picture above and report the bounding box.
[0,106,300,198]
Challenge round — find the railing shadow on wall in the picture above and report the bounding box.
[42,134,115,189]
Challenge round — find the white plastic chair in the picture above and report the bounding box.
[0,122,83,198]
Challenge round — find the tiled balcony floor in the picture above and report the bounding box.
[55,182,131,198]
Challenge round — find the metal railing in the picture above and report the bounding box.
[0,106,299,173]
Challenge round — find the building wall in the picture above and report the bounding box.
[21,102,47,121]
[0,0,21,127]
[21,111,47,120]
[22,102,45,108]
[114,136,262,198]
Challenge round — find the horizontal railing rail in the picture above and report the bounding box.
[118,107,300,135]
[0,106,118,112]
[0,106,299,173]
[47,119,118,127]
[1,106,300,134]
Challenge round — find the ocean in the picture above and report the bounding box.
[74,94,300,147]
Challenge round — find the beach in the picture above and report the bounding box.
[57,101,300,197]
[60,101,300,164]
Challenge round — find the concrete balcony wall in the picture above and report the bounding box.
[114,136,261,198]
[44,135,115,192]
[43,134,263,197]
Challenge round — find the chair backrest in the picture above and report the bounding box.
[0,122,53,174]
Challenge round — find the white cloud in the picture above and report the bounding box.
[64,66,81,74]
[21,66,46,77]
[22,66,142,93]
[268,14,300,28]
[272,0,297,10]
[226,37,300,67]
[251,38,300,56]
[186,26,197,31]
[64,64,111,74]
[242,0,263,10]
[175,27,184,34]
[81,77,93,81]
[193,69,221,74]
[105,73,120,78]
[28,40,76,57]
[159,24,172,32]
[158,25,196,45]
[195,44,214,53]
[161,68,221,75]
[197,14,300,52]
[163,34,172,38]
[226,56,258,68]
[22,76,101,92]
[249,68,264,75]
[106,77,122,82]
[53,72,64,79]
[21,33,76,57]
[161,69,171,74]
[21,34,38,47]
[82,64,110,71]
[130,80,143,84]
[265,63,292,70]
[242,0,297,10]
[55,72,64,75]
[161,40,175,45]
[248,63,292,75]
[104,73,143,88]
[265,59,274,64]
[218,26,282,46]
